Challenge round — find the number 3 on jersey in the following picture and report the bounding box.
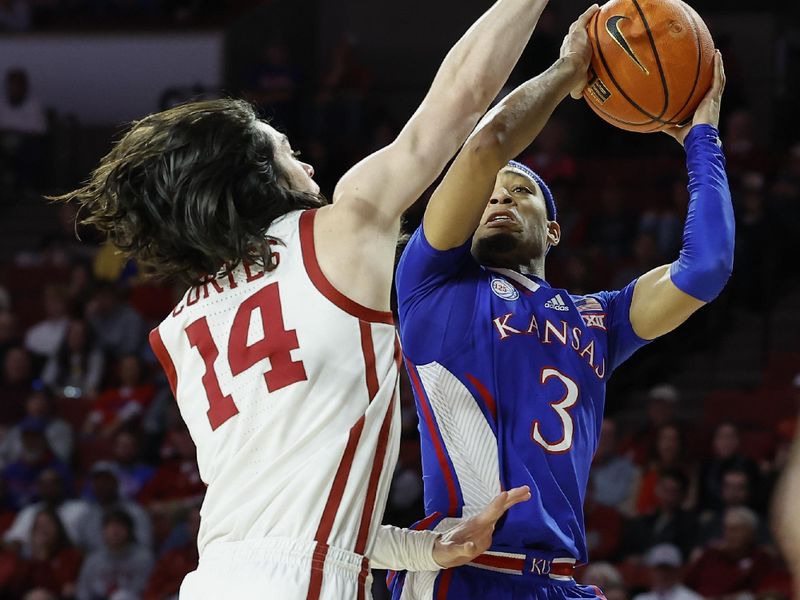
[185,283,307,430]
[531,367,578,453]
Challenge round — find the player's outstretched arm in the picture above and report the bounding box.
[331,0,549,229]
[369,486,531,571]
[628,52,734,341]
[422,5,598,250]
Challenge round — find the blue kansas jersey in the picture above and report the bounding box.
[395,228,650,568]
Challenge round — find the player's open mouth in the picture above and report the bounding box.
[485,210,517,227]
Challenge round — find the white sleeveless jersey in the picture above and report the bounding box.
[149,209,401,588]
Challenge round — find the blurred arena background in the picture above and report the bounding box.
[0,0,798,598]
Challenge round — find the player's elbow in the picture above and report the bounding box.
[464,120,509,167]
[671,252,733,303]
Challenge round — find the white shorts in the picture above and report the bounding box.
[179,537,371,600]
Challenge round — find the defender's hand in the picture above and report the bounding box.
[431,486,531,569]
[560,4,600,99]
[664,50,726,145]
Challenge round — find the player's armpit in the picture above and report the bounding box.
[629,265,705,341]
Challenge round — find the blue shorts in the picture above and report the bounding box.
[389,551,605,600]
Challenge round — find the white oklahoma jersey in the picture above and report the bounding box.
[149,209,403,599]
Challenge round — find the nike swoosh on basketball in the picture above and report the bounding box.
[605,15,650,75]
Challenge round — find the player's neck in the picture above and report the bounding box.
[517,259,545,280]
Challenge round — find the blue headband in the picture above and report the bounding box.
[507,161,557,221]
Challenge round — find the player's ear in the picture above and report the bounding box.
[547,221,561,247]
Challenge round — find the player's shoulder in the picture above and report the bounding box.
[569,290,614,313]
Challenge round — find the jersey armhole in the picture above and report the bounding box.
[299,209,394,325]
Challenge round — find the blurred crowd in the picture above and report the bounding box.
[1,4,799,600]
[0,0,266,31]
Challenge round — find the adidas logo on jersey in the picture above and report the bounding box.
[544,294,570,312]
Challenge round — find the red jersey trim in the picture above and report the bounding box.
[464,373,497,423]
[149,327,178,397]
[307,415,366,600]
[299,209,394,325]
[354,392,396,555]
[406,359,460,517]
[359,321,379,401]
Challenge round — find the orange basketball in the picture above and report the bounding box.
[583,0,715,133]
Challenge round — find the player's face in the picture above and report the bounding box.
[471,168,560,268]
[257,122,319,196]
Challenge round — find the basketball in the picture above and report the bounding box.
[583,0,715,133]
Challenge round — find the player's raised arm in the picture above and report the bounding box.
[332,0,550,228]
[627,52,735,341]
[421,5,598,251]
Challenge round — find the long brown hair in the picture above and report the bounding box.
[51,99,325,286]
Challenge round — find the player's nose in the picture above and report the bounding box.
[489,191,514,205]
[302,162,315,179]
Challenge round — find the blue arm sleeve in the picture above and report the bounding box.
[669,124,735,302]
[395,226,479,364]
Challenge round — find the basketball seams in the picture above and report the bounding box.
[590,10,656,129]
[587,0,709,132]
[663,0,704,125]
[631,0,671,121]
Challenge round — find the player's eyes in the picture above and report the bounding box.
[291,150,302,159]
[513,186,532,194]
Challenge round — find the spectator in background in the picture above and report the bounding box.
[0,311,21,365]
[636,423,697,515]
[41,318,104,400]
[590,418,640,516]
[1,418,72,508]
[723,109,771,178]
[86,283,146,358]
[0,345,33,424]
[638,178,688,261]
[518,119,576,185]
[84,354,154,437]
[139,423,204,521]
[312,33,373,149]
[243,39,301,132]
[110,429,154,501]
[685,507,776,597]
[0,68,46,194]
[698,421,761,512]
[578,562,627,600]
[696,467,771,547]
[0,389,73,465]
[630,469,698,560]
[732,172,774,311]
[584,487,624,562]
[0,0,31,32]
[0,286,10,312]
[143,505,200,600]
[623,384,681,466]
[588,186,637,262]
[75,461,152,553]
[13,508,83,599]
[4,468,87,553]
[24,286,70,364]
[633,544,701,600]
[76,508,154,600]
[611,231,661,291]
